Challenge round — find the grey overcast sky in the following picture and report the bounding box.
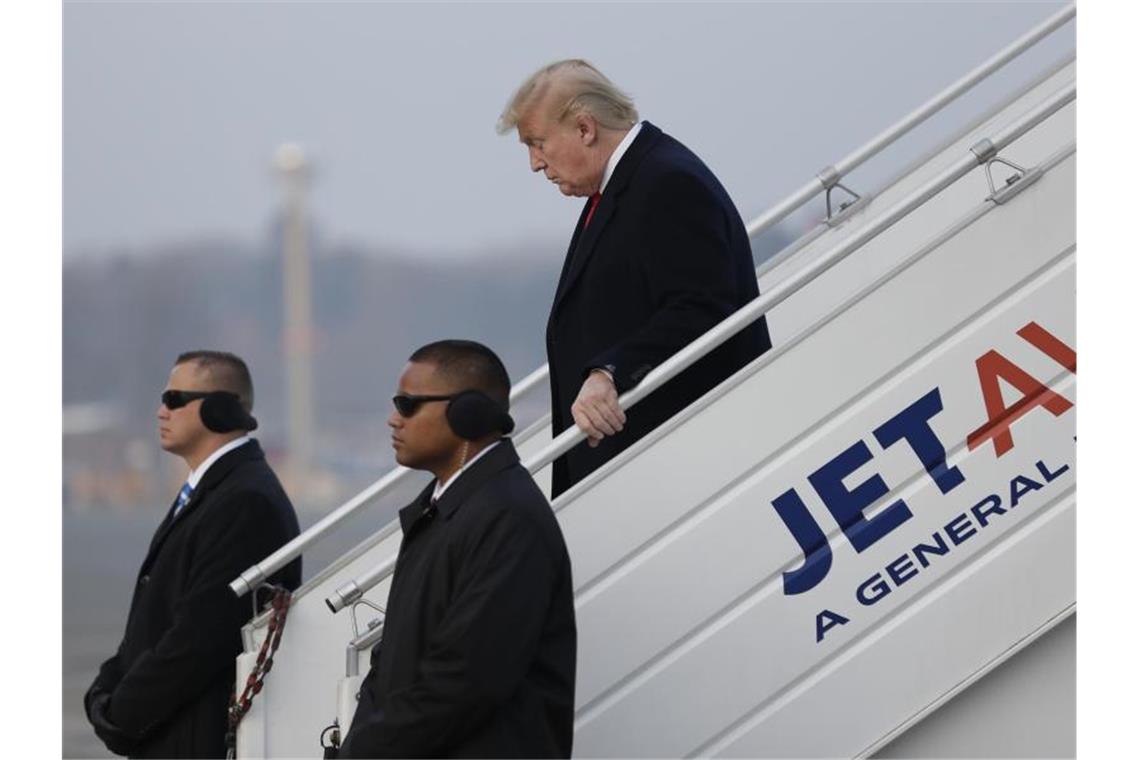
[63,1,1072,260]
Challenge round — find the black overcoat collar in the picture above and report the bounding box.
[141,439,264,574]
[551,121,663,314]
[398,439,520,533]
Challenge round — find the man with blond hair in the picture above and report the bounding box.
[499,59,771,497]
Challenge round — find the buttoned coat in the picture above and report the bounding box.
[85,440,302,758]
[545,121,772,497]
[338,440,576,759]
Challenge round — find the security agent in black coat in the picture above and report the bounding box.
[84,352,302,758]
[502,61,771,498]
[337,340,576,758]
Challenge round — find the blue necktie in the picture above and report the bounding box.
[173,483,193,518]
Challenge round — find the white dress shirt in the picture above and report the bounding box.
[431,439,505,503]
[186,435,253,489]
[599,120,643,195]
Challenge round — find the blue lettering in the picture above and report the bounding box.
[809,441,912,553]
[913,532,950,568]
[1010,475,1043,508]
[816,609,850,642]
[970,494,1006,527]
[772,488,833,595]
[886,554,919,586]
[856,572,892,606]
[945,513,978,545]
[1036,459,1070,483]
[873,388,966,495]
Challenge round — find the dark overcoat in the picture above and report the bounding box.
[338,440,577,759]
[85,440,302,758]
[546,121,772,497]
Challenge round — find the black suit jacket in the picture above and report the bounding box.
[338,440,576,758]
[85,440,302,758]
[546,121,772,497]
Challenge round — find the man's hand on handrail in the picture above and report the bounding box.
[572,369,626,447]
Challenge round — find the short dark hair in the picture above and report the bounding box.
[175,350,255,412]
[409,340,511,408]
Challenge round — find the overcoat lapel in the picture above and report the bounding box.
[551,199,596,308]
[398,484,436,535]
[551,122,663,314]
[139,441,262,574]
[396,441,520,533]
[433,440,519,521]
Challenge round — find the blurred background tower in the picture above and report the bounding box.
[274,143,316,501]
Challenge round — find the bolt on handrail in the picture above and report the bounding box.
[231,5,1073,598]
[746,2,1074,239]
[325,82,1075,613]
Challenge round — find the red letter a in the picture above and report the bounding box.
[966,350,1073,457]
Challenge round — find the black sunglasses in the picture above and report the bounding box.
[392,393,456,417]
[161,389,216,410]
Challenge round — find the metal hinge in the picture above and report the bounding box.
[970,139,1044,205]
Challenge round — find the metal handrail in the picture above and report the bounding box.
[229,364,549,597]
[327,556,397,613]
[745,2,1074,238]
[530,84,1074,469]
[326,82,1075,612]
[231,5,1074,598]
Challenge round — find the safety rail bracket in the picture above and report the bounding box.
[348,597,385,641]
[971,137,1043,204]
[346,616,387,676]
[816,164,841,189]
[970,137,999,164]
[986,160,1044,205]
[825,194,871,228]
[817,165,863,222]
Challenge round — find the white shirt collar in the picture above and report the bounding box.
[186,435,252,489]
[599,120,643,196]
[431,439,505,503]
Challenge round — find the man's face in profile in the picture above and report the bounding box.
[517,102,599,198]
[388,361,463,472]
[156,362,211,458]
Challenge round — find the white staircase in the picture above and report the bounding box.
[232,13,1075,758]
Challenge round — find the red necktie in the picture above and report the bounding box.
[584,193,601,228]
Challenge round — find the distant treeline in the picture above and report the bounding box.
[63,221,793,451]
[63,234,561,448]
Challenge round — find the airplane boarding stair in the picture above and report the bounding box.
[230,9,1075,757]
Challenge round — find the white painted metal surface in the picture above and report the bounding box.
[564,160,1074,753]
[235,49,1074,760]
[325,69,1074,608]
[872,613,1075,758]
[229,7,1075,599]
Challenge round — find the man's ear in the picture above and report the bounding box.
[576,113,598,146]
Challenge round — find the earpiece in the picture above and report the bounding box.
[199,392,258,433]
[445,390,514,441]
